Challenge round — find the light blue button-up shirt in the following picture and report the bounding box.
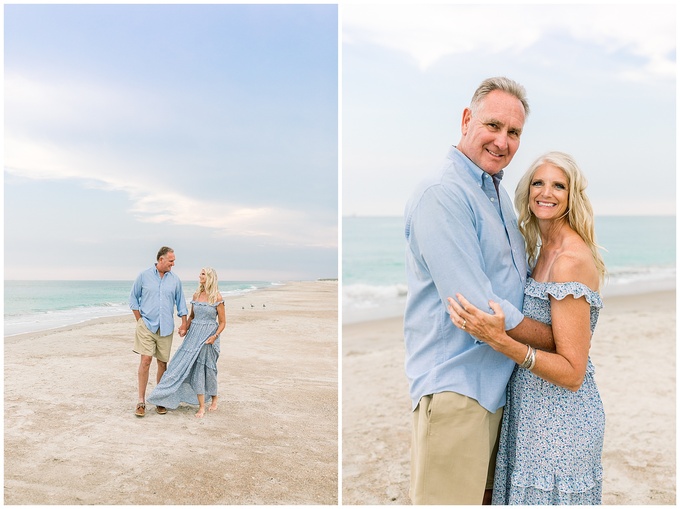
[129,266,188,337]
[404,146,528,413]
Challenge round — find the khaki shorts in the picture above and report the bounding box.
[410,391,503,504]
[133,318,173,363]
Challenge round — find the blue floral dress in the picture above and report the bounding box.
[147,300,222,408]
[492,278,605,505]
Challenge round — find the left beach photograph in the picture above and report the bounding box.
[4,4,339,505]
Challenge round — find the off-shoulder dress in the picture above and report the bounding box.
[492,278,605,505]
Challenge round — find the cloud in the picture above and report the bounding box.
[127,187,337,248]
[5,72,169,140]
[4,147,336,249]
[5,71,337,249]
[342,4,675,79]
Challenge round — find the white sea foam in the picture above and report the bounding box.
[342,266,676,324]
[601,266,676,296]
[342,283,408,324]
[4,280,277,336]
[4,303,132,337]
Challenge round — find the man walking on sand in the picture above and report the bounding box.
[404,77,554,504]
[130,246,188,417]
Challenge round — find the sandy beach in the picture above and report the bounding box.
[342,290,676,505]
[5,280,338,505]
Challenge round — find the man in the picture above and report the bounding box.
[130,246,188,417]
[404,77,554,504]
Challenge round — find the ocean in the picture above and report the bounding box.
[4,280,279,336]
[342,215,676,324]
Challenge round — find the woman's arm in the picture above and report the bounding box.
[506,317,556,352]
[184,303,195,332]
[446,295,555,353]
[206,295,225,345]
[215,297,226,335]
[449,293,591,391]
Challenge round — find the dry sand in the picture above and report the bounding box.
[342,290,676,505]
[5,280,338,505]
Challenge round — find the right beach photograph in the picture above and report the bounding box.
[341,4,675,506]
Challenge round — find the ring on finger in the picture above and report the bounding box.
[461,318,467,330]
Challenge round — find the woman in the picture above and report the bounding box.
[148,267,225,418]
[447,151,606,504]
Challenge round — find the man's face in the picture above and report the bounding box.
[157,253,176,273]
[457,90,526,175]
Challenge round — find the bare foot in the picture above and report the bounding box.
[208,396,219,412]
[195,408,205,418]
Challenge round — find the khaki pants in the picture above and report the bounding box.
[133,318,173,363]
[410,391,503,505]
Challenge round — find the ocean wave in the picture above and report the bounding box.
[602,265,676,296]
[4,303,131,337]
[342,283,408,324]
[342,283,408,309]
[342,266,676,323]
[4,281,280,336]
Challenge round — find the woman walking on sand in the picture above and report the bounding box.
[148,267,225,418]
[448,151,606,504]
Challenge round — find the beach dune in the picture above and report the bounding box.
[5,281,338,505]
[342,290,676,505]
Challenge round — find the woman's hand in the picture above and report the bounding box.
[447,293,507,348]
[205,334,217,345]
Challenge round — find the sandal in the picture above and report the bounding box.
[155,406,167,415]
[135,402,146,417]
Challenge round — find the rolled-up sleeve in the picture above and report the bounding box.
[129,275,142,311]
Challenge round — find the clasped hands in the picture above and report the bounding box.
[447,293,506,347]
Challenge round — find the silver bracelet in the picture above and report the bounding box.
[519,344,532,368]
[526,347,537,371]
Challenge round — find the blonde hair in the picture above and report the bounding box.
[514,151,607,284]
[196,267,221,304]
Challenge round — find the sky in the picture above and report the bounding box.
[4,4,338,281]
[342,3,676,217]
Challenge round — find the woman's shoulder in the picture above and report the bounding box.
[550,242,599,290]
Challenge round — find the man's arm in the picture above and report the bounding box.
[129,273,143,320]
[411,184,525,331]
[175,276,189,336]
[507,317,555,352]
[178,314,188,337]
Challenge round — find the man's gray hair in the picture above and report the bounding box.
[470,77,530,117]
[156,246,174,261]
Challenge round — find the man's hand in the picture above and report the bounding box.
[178,316,189,338]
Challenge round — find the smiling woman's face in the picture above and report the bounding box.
[528,163,569,220]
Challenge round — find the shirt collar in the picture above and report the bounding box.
[450,146,503,186]
[153,264,168,278]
